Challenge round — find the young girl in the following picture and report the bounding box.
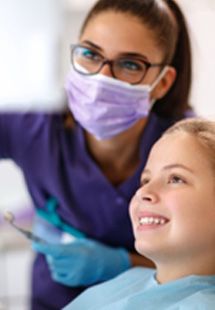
[64,118,215,309]
[0,0,193,309]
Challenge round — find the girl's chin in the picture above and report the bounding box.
[134,240,160,260]
[135,241,152,257]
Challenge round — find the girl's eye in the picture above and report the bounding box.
[140,178,150,186]
[168,175,186,184]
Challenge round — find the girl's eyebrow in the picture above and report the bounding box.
[142,164,194,176]
[163,164,194,174]
[81,40,149,61]
[140,169,150,179]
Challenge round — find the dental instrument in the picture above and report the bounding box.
[3,210,45,243]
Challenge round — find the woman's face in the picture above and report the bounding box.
[129,132,215,264]
[79,11,166,86]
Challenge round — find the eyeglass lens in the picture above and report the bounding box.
[72,45,148,84]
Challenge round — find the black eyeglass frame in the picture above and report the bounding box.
[70,44,167,85]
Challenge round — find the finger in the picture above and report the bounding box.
[53,272,78,287]
[47,257,78,272]
[32,241,63,256]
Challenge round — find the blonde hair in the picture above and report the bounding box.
[163,118,215,171]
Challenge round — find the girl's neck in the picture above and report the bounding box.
[155,254,215,284]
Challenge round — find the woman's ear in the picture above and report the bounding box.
[152,66,177,100]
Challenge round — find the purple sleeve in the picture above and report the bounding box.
[0,113,45,163]
[0,113,19,159]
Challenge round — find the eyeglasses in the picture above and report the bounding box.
[70,44,166,85]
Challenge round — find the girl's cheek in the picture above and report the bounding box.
[164,194,183,211]
[129,196,139,222]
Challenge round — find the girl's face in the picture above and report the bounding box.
[130,132,215,264]
[80,11,173,89]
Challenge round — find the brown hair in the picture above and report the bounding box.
[164,118,215,171]
[80,0,192,119]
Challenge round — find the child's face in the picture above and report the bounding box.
[130,132,215,263]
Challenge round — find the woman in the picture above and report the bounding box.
[64,118,215,309]
[0,0,192,309]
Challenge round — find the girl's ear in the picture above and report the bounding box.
[152,66,177,100]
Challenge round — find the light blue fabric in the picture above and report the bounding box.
[63,267,215,310]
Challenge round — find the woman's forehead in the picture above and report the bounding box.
[80,11,164,61]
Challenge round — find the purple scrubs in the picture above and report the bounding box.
[0,112,175,309]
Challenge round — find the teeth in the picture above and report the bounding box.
[139,217,166,225]
[154,218,160,224]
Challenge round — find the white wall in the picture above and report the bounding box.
[178,0,215,117]
[0,0,63,110]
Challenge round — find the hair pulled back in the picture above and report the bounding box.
[81,0,192,119]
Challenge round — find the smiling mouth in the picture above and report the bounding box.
[139,217,168,226]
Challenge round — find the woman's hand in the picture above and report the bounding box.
[32,238,131,287]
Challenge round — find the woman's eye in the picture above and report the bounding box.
[118,59,142,71]
[81,48,101,61]
[168,175,186,184]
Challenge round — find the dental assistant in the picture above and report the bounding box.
[0,0,193,309]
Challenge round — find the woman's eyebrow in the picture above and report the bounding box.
[81,40,103,51]
[81,40,149,61]
[118,52,149,61]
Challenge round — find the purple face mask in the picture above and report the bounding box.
[65,66,167,140]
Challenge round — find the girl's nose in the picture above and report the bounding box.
[135,186,158,204]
